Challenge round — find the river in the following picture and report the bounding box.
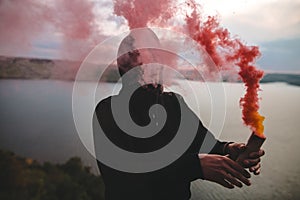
[0,79,299,199]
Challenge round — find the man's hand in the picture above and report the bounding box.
[199,154,251,189]
[246,151,265,175]
[226,143,265,175]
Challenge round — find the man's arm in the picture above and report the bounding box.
[170,95,250,188]
[173,93,261,188]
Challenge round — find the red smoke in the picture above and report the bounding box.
[0,0,103,61]
[184,1,265,138]
[114,0,175,29]
[0,0,265,136]
[114,0,265,138]
[0,0,44,55]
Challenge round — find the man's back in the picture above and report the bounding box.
[93,84,225,200]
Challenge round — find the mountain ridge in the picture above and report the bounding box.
[0,56,299,86]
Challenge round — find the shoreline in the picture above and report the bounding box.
[1,56,300,86]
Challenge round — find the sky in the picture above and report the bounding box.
[0,0,299,72]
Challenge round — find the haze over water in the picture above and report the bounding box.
[0,79,299,199]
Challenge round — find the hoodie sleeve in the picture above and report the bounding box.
[172,93,228,181]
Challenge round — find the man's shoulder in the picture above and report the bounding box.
[95,91,184,111]
[95,96,113,112]
[161,91,184,102]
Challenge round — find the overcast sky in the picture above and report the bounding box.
[1,0,299,72]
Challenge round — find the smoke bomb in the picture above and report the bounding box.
[236,132,266,165]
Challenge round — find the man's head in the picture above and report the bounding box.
[117,28,161,77]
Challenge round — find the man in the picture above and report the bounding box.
[93,28,265,200]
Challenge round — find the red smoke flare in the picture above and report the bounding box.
[114,0,265,138]
[184,1,265,138]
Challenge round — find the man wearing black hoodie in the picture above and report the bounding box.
[93,28,264,200]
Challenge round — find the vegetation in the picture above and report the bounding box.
[0,149,105,200]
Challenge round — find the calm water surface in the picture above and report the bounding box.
[0,79,299,199]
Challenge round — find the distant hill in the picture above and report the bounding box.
[0,56,54,79]
[260,73,300,86]
[0,56,120,82]
[0,56,299,86]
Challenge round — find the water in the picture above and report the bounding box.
[0,79,299,199]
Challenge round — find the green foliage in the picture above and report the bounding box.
[0,150,105,200]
